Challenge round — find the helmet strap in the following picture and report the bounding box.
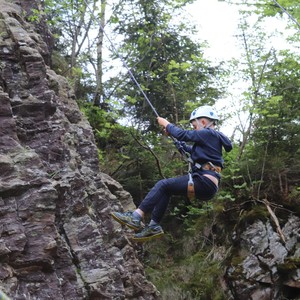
[196,119,215,129]
[196,119,204,129]
[204,120,215,129]
[195,119,215,130]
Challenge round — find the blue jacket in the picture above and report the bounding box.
[166,124,232,169]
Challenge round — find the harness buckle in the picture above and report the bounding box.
[195,162,221,173]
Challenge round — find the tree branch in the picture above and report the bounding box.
[130,131,165,179]
[263,198,286,244]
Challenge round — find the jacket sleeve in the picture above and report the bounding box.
[166,124,201,142]
[217,132,233,152]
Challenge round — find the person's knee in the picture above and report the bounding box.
[155,178,167,188]
[154,178,173,193]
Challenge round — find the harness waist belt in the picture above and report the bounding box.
[194,162,221,174]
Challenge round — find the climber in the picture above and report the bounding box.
[111,105,233,242]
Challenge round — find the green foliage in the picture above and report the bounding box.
[253,0,300,23]
[223,7,300,203]
[239,204,269,226]
[27,9,42,23]
[242,51,300,201]
[216,145,251,202]
[111,0,224,130]
[146,253,225,300]
[37,0,300,297]
[144,199,228,299]
[79,101,190,203]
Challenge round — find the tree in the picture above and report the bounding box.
[223,0,300,202]
[109,0,224,130]
[42,0,109,106]
[249,51,300,200]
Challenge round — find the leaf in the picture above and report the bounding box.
[233,182,248,189]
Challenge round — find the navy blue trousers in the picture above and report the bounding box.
[138,174,218,223]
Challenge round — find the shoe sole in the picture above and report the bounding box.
[131,231,164,243]
[111,212,142,231]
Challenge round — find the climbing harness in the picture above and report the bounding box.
[173,140,195,201]
[194,162,222,174]
[173,118,220,202]
[187,164,196,201]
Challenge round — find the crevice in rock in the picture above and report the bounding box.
[53,186,92,298]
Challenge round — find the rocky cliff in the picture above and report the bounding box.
[0,1,159,299]
[225,214,300,299]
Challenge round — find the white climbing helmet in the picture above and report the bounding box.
[189,105,219,122]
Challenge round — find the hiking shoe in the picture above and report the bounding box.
[111,211,143,231]
[131,225,164,242]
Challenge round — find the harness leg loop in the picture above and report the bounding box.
[187,163,195,201]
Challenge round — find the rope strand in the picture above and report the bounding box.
[83,0,159,117]
[273,0,300,29]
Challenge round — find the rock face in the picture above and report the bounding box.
[0,1,159,299]
[226,215,300,300]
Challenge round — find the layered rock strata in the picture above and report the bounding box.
[0,1,159,299]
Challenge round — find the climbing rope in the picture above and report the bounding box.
[82,0,159,117]
[82,0,194,157]
[80,0,298,202]
[272,0,300,29]
[82,0,198,201]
